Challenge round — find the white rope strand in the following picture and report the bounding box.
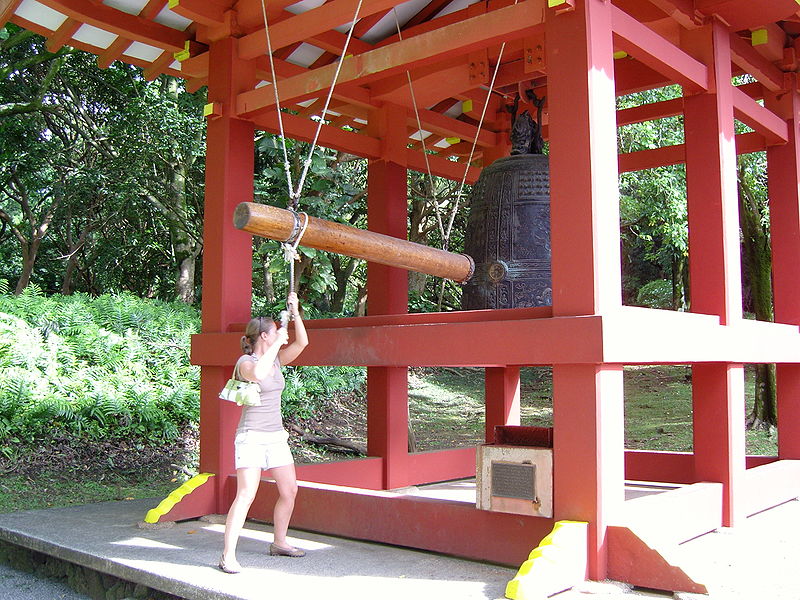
[259,0,295,199]
[392,9,446,241]
[259,0,364,208]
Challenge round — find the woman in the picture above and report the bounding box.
[219,292,308,573]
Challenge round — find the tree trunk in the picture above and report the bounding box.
[738,166,776,427]
[329,254,358,314]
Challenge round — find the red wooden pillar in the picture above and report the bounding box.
[199,37,256,512]
[766,84,800,459]
[366,104,409,489]
[546,0,624,579]
[683,22,745,526]
[484,367,520,442]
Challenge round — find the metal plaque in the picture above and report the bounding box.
[490,461,536,500]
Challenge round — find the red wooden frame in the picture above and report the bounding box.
[8,0,800,591]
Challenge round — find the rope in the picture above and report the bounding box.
[259,0,362,312]
[392,6,511,308]
[259,0,364,209]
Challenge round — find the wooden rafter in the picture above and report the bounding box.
[44,17,80,52]
[238,0,389,59]
[37,0,194,52]
[143,50,176,81]
[403,0,453,30]
[98,37,132,68]
[237,1,546,116]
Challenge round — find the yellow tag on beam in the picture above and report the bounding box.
[548,0,568,6]
[446,137,461,145]
[204,102,222,118]
[752,29,768,46]
[462,99,473,114]
[174,40,190,62]
[168,0,179,8]
[613,51,628,60]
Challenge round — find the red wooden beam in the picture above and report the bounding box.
[618,132,769,173]
[236,1,546,116]
[97,36,133,69]
[37,0,193,52]
[611,4,708,93]
[168,0,229,26]
[143,50,175,81]
[646,0,702,29]
[729,32,785,93]
[412,106,497,148]
[403,0,453,30]
[239,0,389,58]
[251,109,382,158]
[731,86,788,145]
[616,97,683,126]
[618,144,685,172]
[407,147,480,183]
[44,17,81,52]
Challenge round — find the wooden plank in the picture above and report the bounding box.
[236,0,547,116]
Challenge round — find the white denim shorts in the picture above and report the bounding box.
[234,429,294,470]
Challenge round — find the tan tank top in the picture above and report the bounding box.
[235,354,285,433]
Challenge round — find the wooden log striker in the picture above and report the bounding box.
[234,202,475,283]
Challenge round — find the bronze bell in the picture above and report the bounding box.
[461,104,552,310]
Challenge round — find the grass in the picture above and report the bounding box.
[0,472,176,514]
[408,365,778,455]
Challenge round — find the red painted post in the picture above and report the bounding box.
[553,364,625,580]
[366,104,410,489]
[691,363,746,523]
[683,21,745,527]
[484,367,521,443]
[683,22,743,326]
[546,0,622,319]
[766,84,800,459]
[198,36,256,513]
[546,0,623,580]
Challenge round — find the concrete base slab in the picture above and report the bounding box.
[0,499,516,600]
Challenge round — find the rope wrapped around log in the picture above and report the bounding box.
[233,202,475,283]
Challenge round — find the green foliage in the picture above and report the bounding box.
[635,279,673,309]
[0,290,199,450]
[281,365,365,420]
[618,86,689,308]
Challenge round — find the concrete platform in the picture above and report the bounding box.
[1,495,799,600]
[0,499,516,600]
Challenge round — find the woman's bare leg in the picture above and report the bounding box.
[269,463,298,549]
[222,467,262,565]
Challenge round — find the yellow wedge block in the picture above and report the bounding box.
[144,473,214,524]
[505,520,588,600]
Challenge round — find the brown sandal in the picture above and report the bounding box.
[269,543,306,557]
